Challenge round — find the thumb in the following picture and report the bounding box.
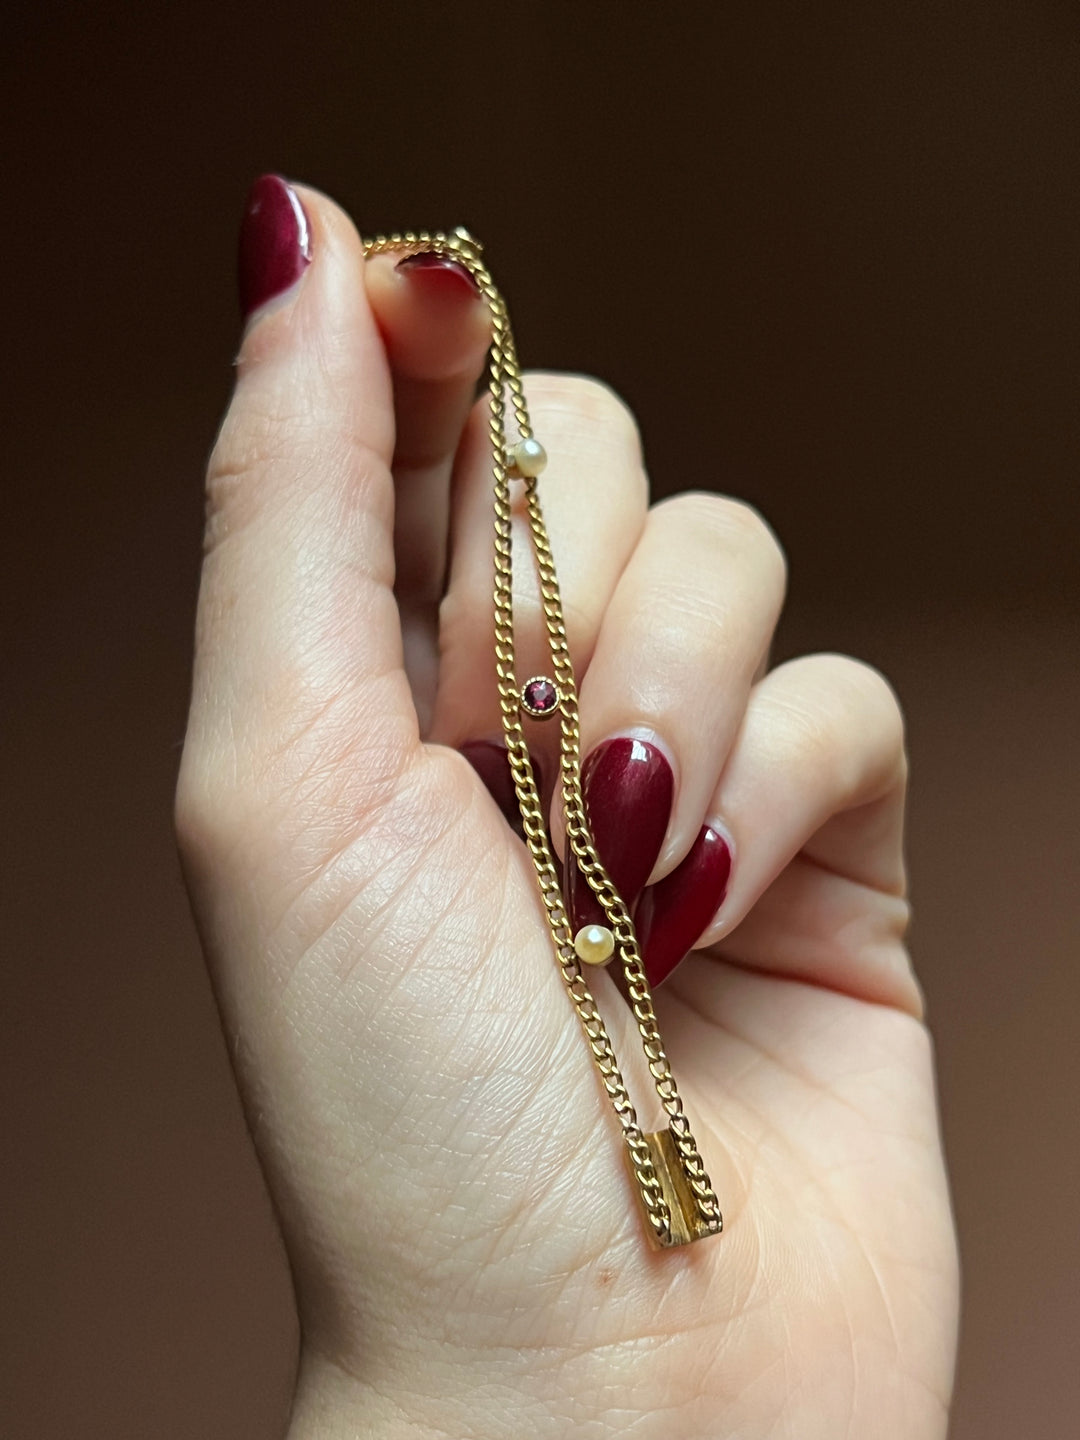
[179,176,418,876]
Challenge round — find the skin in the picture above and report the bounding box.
[176,184,959,1439]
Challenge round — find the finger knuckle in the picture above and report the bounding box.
[203,388,390,561]
[809,654,908,787]
[718,498,789,589]
[524,372,643,460]
[657,493,788,593]
[203,401,296,554]
[836,657,906,751]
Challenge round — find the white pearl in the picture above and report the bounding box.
[574,924,615,966]
[511,437,547,478]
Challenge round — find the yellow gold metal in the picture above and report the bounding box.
[362,228,722,1250]
[629,1130,722,1248]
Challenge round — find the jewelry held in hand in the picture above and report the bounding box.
[363,228,722,1249]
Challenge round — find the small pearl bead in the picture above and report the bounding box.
[511,437,547,478]
[574,924,615,966]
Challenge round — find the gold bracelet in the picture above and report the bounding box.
[363,228,722,1250]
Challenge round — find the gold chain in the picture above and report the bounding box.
[362,228,721,1248]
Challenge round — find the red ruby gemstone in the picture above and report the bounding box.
[522,678,558,714]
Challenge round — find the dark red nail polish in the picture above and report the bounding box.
[460,741,541,839]
[397,253,480,299]
[636,825,733,989]
[237,175,312,321]
[565,738,674,934]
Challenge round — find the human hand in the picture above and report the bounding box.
[177,177,959,1439]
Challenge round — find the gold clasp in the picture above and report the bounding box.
[629,1130,723,1248]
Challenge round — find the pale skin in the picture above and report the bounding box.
[176,185,960,1438]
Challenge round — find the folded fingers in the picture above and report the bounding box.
[430,368,912,1014]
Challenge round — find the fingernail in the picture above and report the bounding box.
[397,253,481,299]
[238,175,312,322]
[460,741,542,839]
[565,737,674,934]
[635,824,733,989]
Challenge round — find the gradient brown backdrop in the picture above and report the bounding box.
[3,3,1078,1436]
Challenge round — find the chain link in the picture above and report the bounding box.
[362,229,721,1247]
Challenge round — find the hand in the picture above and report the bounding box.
[177,177,959,1439]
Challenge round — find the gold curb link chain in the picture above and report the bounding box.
[362,228,722,1249]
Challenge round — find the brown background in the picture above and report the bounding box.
[3,3,1078,1436]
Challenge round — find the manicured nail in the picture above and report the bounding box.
[238,175,312,321]
[397,253,480,299]
[635,824,733,989]
[460,741,541,839]
[565,737,674,934]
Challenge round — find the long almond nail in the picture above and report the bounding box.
[635,824,733,988]
[565,737,674,933]
[237,175,312,322]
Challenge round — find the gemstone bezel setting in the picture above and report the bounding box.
[520,676,561,719]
